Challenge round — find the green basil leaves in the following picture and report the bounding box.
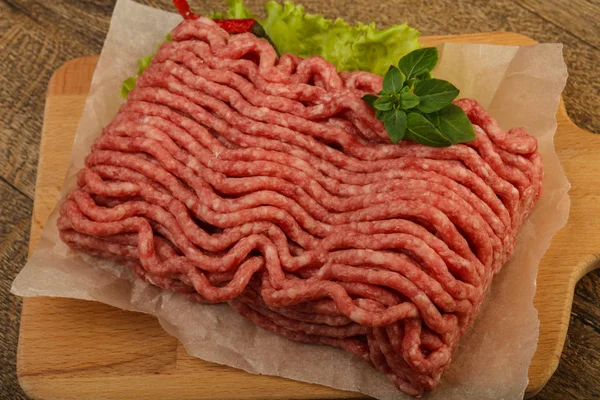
[414,79,459,113]
[362,47,475,147]
[384,110,407,144]
[398,47,438,81]
[382,66,405,93]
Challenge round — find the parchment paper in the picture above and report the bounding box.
[11,0,570,399]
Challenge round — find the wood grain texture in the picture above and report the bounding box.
[17,31,600,400]
[513,0,600,49]
[0,180,32,400]
[2,1,599,399]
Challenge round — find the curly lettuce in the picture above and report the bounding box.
[257,1,420,76]
[121,0,420,97]
[210,0,254,19]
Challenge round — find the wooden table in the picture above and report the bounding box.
[1,1,598,399]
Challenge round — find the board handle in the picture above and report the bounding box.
[526,101,600,396]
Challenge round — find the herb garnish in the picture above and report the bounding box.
[362,47,475,147]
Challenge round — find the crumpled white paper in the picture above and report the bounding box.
[12,0,570,399]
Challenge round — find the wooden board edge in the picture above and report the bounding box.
[29,56,98,258]
[16,334,40,400]
[18,56,99,400]
[46,55,99,98]
[527,253,600,398]
[421,31,538,46]
[525,102,600,395]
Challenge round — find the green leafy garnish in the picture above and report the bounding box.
[382,66,404,93]
[253,1,420,76]
[383,110,407,144]
[400,91,420,109]
[427,104,477,144]
[414,79,459,113]
[120,77,137,99]
[398,47,438,80]
[361,94,378,108]
[406,112,452,147]
[210,0,254,19]
[361,47,475,147]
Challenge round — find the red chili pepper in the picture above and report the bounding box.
[172,0,198,20]
[216,19,279,56]
[214,19,257,34]
[170,1,278,54]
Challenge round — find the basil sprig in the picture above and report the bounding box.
[362,47,475,147]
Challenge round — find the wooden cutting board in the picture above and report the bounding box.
[17,32,600,400]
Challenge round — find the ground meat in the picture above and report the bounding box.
[58,16,543,397]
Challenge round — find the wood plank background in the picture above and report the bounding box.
[1,1,599,399]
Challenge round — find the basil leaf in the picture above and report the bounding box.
[362,94,378,109]
[405,78,416,89]
[425,109,441,127]
[398,47,438,81]
[415,71,432,81]
[414,79,459,113]
[373,96,394,111]
[382,66,405,94]
[376,109,387,120]
[400,91,420,109]
[429,104,476,144]
[383,109,407,144]
[406,112,452,147]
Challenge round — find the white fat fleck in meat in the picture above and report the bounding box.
[371,252,387,265]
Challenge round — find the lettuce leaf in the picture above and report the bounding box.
[258,1,420,76]
[210,0,255,19]
[121,1,420,97]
